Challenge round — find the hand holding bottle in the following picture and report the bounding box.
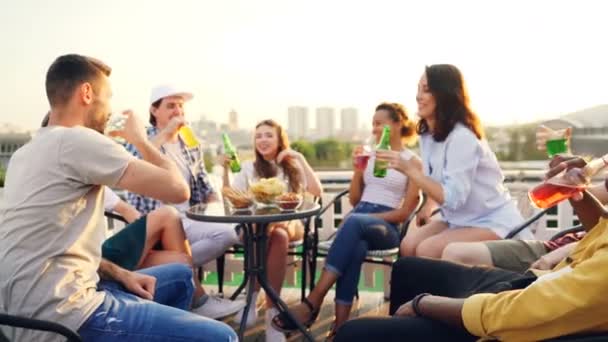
[221,133,241,173]
[373,125,391,178]
[375,150,415,175]
[159,116,186,141]
[219,154,232,169]
[529,154,608,208]
[544,155,587,180]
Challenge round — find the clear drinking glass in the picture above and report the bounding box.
[536,125,571,157]
[354,136,375,171]
[528,171,586,209]
[104,113,127,144]
[529,155,607,208]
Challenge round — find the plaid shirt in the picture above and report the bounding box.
[125,126,215,214]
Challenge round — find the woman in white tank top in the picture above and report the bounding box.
[272,103,422,338]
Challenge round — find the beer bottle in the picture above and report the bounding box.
[222,133,242,173]
[373,125,391,178]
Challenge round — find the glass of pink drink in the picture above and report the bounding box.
[354,153,371,170]
[354,136,375,171]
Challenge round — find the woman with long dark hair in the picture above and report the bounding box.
[377,64,531,260]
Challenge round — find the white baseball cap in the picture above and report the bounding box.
[149,84,194,105]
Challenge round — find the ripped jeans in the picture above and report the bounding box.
[325,201,400,305]
[78,263,237,342]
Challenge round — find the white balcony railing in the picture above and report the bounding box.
[201,170,581,297]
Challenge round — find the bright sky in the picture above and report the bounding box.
[0,0,606,132]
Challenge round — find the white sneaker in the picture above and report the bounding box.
[265,308,286,342]
[233,291,259,327]
[192,295,246,320]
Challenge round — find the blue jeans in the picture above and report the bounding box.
[78,263,237,342]
[325,201,400,304]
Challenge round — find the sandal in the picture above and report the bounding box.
[271,297,320,333]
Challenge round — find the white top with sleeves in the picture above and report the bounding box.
[359,149,416,209]
[231,160,307,193]
[420,123,531,239]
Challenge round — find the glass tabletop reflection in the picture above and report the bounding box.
[186,200,321,224]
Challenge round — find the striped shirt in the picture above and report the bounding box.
[125,126,215,214]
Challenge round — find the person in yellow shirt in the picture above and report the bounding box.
[334,155,608,342]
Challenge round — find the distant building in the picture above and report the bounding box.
[228,109,238,131]
[287,106,309,140]
[340,107,359,135]
[541,104,608,157]
[192,116,216,139]
[316,107,335,138]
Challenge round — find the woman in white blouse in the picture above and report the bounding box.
[222,119,322,341]
[377,64,530,259]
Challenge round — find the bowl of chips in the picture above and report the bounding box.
[249,178,286,205]
[222,187,254,211]
[275,192,303,211]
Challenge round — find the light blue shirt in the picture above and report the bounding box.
[420,123,530,238]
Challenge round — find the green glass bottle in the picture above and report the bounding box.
[373,125,391,178]
[222,133,241,173]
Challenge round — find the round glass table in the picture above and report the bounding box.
[187,201,320,341]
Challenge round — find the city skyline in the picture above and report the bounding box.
[200,105,368,141]
[1,0,607,131]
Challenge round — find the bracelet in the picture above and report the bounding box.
[411,293,431,317]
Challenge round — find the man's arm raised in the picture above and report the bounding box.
[112,110,189,204]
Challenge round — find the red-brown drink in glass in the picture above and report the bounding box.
[354,153,370,171]
[528,182,584,209]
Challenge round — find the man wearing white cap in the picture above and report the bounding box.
[125,84,244,319]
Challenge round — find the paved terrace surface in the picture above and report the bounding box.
[214,285,387,342]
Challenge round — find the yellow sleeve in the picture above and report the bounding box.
[462,248,608,341]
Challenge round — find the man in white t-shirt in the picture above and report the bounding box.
[0,54,237,341]
[125,84,243,319]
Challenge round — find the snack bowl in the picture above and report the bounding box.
[250,178,286,205]
[251,192,280,205]
[222,187,254,211]
[275,192,303,211]
[229,202,255,212]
